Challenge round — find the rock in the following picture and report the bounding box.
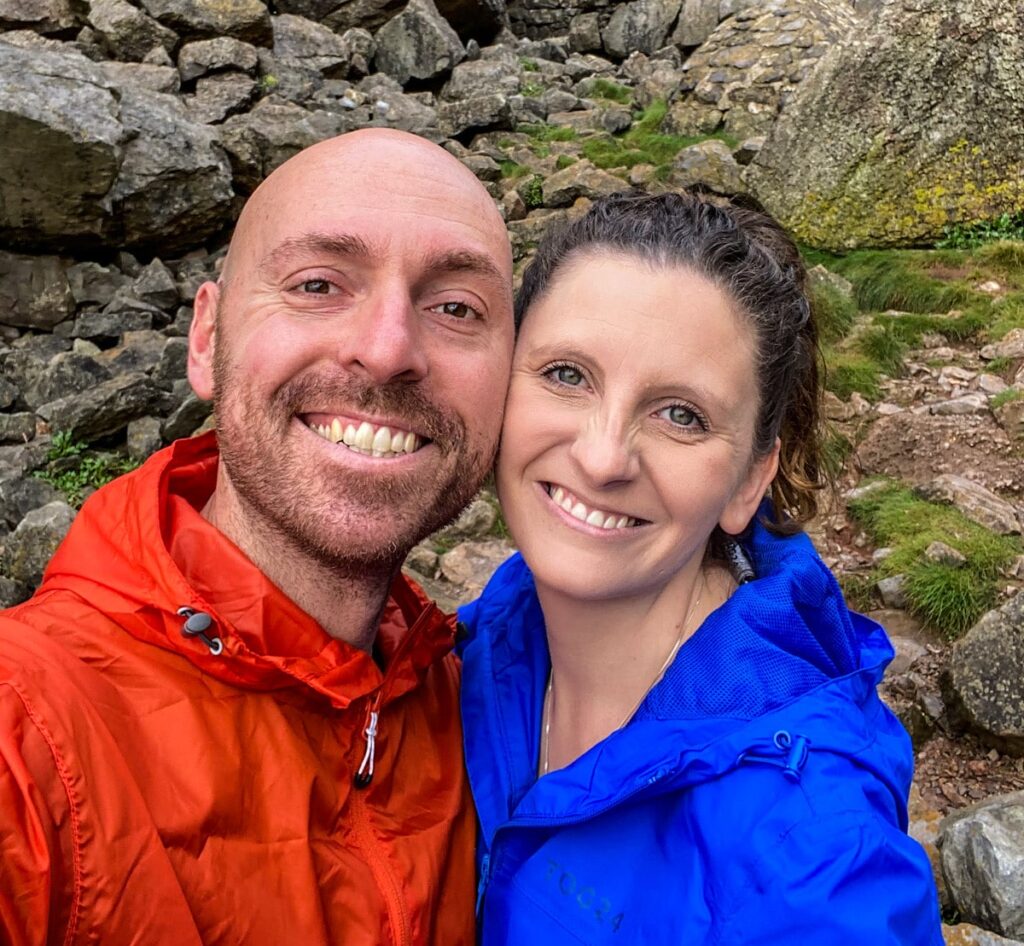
[917,474,1021,536]
[439,92,512,136]
[133,259,180,310]
[876,574,908,610]
[4,350,111,411]
[676,0,854,140]
[668,139,744,194]
[442,50,519,100]
[186,71,258,123]
[110,88,235,252]
[0,475,62,530]
[439,538,513,595]
[405,543,439,579]
[940,792,1024,937]
[0,575,27,609]
[218,99,355,193]
[137,0,272,45]
[126,416,164,460]
[886,635,929,677]
[979,374,1009,396]
[66,261,128,307]
[178,37,261,82]
[568,12,601,53]
[160,392,212,441]
[930,394,989,416]
[0,44,123,251]
[733,135,765,166]
[374,0,466,84]
[602,0,682,58]
[101,329,169,375]
[671,0,719,47]
[942,924,1024,945]
[0,252,75,330]
[946,594,1024,755]
[438,497,497,541]
[338,27,376,75]
[1,501,76,590]
[0,377,16,411]
[0,0,79,33]
[272,13,350,76]
[925,540,967,568]
[995,397,1024,441]
[0,414,36,444]
[100,61,182,94]
[72,298,157,341]
[746,0,1024,249]
[87,0,178,62]
[542,160,624,207]
[152,337,190,389]
[36,372,165,442]
[982,330,1024,363]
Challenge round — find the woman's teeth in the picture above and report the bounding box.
[309,419,421,457]
[547,485,637,529]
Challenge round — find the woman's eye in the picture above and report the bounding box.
[300,279,332,294]
[546,364,585,387]
[661,404,704,429]
[434,301,481,320]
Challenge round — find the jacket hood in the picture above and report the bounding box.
[460,522,910,842]
[38,432,455,711]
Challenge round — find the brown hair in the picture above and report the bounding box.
[515,189,827,533]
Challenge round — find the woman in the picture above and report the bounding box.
[459,192,942,944]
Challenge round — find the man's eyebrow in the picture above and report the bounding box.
[259,232,379,275]
[420,249,511,297]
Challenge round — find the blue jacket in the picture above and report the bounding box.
[459,523,943,945]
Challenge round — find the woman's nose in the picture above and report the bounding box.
[568,413,639,487]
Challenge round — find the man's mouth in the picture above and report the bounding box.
[302,415,425,458]
[543,483,644,530]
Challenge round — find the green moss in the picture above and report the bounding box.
[589,78,633,105]
[578,99,737,176]
[810,278,858,344]
[518,123,577,143]
[988,294,1024,340]
[521,81,544,98]
[824,250,981,313]
[520,174,544,209]
[34,441,140,509]
[555,154,577,170]
[847,481,1020,638]
[991,388,1024,410]
[500,160,530,180]
[519,58,539,72]
[824,351,881,400]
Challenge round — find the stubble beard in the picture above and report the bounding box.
[212,351,495,579]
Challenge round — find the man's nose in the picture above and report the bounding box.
[568,411,639,488]
[336,289,429,385]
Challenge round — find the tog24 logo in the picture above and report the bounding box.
[544,858,625,933]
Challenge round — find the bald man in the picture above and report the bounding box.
[0,130,514,946]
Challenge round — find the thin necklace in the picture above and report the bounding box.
[540,574,706,777]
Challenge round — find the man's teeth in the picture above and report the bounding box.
[309,419,421,457]
[549,485,636,529]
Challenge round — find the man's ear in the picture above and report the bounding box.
[719,438,781,536]
[188,280,220,401]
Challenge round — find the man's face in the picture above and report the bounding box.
[189,134,514,572]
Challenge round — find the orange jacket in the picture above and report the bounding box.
[0,433,475,946]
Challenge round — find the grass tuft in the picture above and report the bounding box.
[35,433,139,508]
[589,78,633,105]
[847,481,1020,638]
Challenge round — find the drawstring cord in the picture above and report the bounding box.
[177,607,224,656]
[355,705,379,788]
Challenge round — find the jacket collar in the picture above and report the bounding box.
[460,524,902,841]
[40,432,456,710]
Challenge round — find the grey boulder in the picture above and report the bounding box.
[374,0,466,84]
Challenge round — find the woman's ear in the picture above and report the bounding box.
[719,438,781,536]
[188,280,220,401]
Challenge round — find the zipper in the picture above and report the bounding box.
[475,852,492,917]
[350,732,412,946]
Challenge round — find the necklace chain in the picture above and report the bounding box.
[540,575,706,777]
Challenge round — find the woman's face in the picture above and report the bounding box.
[496,251,779,603]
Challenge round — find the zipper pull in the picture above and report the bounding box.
[475,852,491,917]
[354,698,381,789]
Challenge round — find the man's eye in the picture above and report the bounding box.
[300,279,332,294]
[435,301,480,320]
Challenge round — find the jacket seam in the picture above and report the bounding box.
[2,679,82,946]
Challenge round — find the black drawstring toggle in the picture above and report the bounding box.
[177,607,224,656]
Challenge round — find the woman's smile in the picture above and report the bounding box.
[539,481,646,532]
